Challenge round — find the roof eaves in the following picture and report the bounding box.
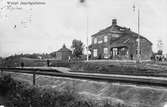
[91,25,113,37]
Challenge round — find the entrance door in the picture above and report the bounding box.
[110,48,117,59]
[113,48,118,57]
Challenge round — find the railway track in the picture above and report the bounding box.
[1,67,167,87]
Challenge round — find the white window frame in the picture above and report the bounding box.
[94,38,97,44]
[112,34,120,38]
[104,36,108,42]
[98,40,103,44]
[104,48,108,54]
[93,49,98,57]
[104,48,108,58]
[113,48,118,56]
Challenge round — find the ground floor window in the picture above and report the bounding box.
[120,47,128,55]
[111,47,129,59]
[104,48,108,54]
[103,48,108,58]
[113,48,118,56]
[93,49,98,57]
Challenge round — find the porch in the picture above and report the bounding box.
[110,46,130,60]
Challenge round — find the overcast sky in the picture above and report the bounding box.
[0,0,167,57]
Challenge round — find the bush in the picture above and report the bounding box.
[0,75,132,107]
[50,60,70,67]
[0,74,15,96]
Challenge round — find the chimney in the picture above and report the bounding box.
[112,19,117,25]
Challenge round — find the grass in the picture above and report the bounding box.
[2,72,167,107]
[70,61,167,76]
[0,74,132,107]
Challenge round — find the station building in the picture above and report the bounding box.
[90,19,152,60]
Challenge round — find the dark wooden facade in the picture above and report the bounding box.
[56,45,72,61]
[90,19,152,60]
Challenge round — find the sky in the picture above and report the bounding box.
[0,0,167,57]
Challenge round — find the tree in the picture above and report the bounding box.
[0,57,3,67]
[157,50,163,55]
[157,40,163,55]
[71,39,84,58]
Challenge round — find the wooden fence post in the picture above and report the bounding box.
[1,69,3,76]
[33,71,36,85]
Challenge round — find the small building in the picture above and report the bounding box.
[90,19,153,60]
[56,44,72,61]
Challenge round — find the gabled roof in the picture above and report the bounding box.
[91,24,130,37]
[110,33,152,48]
[126,31,152,45]
[91,19,152,45]
[57,44,72,52]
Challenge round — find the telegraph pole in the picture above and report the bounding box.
[136,8,141,63]
[133,4,141,63]
[86,5,89,61]
[79,0,89,61]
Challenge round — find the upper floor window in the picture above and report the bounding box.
[98,40,103,44]
[112,34,120,38]
[93,49,98,57]
[104,36,108,42]
[94,38,97,44]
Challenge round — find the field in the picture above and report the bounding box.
[1,72,167,107]
[1,59,167,107]
[70,60,167,76]
[2,57,167,76]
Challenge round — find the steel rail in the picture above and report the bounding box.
[1,67,167,87]
[0,67,62,73]
[1,67,167,77]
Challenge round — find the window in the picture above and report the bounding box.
[98,40,103,44]
[104,48,108,58]
[104,36,108,42]
[120,47,127,55]
[94,38,97,44]
[104,48,108,54]
[93,49,98,57]
[113,48,118,56]
[112,34,120,38]
[123,39,129,43]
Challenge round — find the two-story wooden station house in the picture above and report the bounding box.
[90,19,152,60]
